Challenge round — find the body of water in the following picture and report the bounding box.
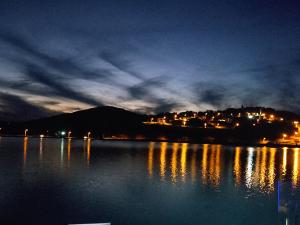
[0,137,299,225]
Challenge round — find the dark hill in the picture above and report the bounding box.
[7,106,147,137]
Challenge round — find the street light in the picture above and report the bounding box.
[282,134,287,141]
[87,132,91,139]
[67,131,72,138]
[24,129,28,137]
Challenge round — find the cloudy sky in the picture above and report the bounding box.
[0,0,300,120]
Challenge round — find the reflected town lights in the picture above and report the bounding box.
[159,142,167,179]
[148,142,155,177]
[282,147,288,177]
[23,137,28,166]
[292,148,299,189]
[67,138,71,167]
[60,138,64,166]
[171,143,179,182]
[39,136,43,161]
[234,147,241,185]
[259,147,267,190]
[180,143,188,181]
[268,148,276,191]
[245,147,254,188]
[86,138,91,167]
[191,145,198,183]
[201,144,208,184]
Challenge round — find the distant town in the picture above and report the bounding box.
[144,106,300,145]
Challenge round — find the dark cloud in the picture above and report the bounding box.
[0,30,106,107]
[127,77,164,99]
[100,50,144,80]
[0,92,56,121]
[195,82,226,107]
[126,77,182,113]
[195,54,300,112]
[0,31,111,80]
[23,63,102,106]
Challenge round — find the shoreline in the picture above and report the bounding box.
[1,135,298,148]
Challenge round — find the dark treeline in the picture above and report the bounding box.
[0,106,298,144]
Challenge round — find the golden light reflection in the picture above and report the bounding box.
[60,138,64,166]
[233,147,241,186]
[292,148,299,188]
[23,137,28,166]
[208,145,216,184]
[253,148,261,186]
[191,144,198,183]
[268,148,276,192]
[148,142,155,177]
[160,142,167,179]
[67,138,71,167]
[180,143,188,181]
[87,139,91,167]
[144,143,298,192]
[171,143,179,182]
[282,147,287,177]
[39,137,43,161]
[201,144,208,184]
[259,146,267,190]
[214,145,221,185]
[245,147,254,188]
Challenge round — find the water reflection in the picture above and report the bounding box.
[23,137,28,166]
[171,143,179,182]
[268,148,276,192]
[60,138,64,167]
[148,142,154,177]
[180,143,188,182]
[17,138,300,194]
[245,147,254,188]
[159,142,167,180]
[86,139,91,167]
[292,148,299,188]
[282,147,287,177]
[146,143,300,193]
[67,138,71,167]
[8,138,300,225]
[233,147,241,186]
[39,137,44,162]
[191,145,197,183]
[201,144,208,184]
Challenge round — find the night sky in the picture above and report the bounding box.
[0,0,300,120]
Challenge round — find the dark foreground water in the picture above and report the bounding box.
[0,137,299,225]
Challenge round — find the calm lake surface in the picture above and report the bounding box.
[0,137,299,225]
